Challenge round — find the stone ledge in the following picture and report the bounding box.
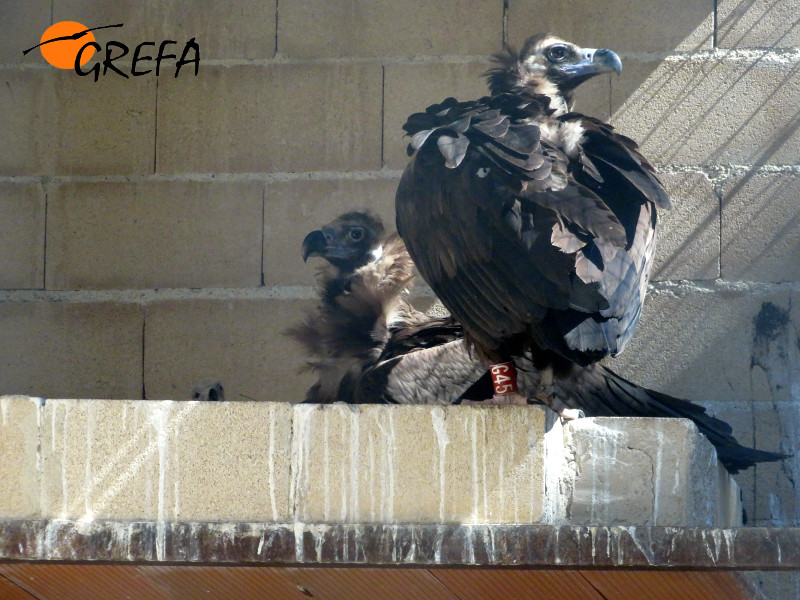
[1,520,799,570]
[0,397,741,528]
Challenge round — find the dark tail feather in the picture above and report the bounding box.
[559,363,789,474]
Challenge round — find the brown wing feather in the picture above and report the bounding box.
[397,93,668,364]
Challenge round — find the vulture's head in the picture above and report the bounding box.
[301,212,385,273]
[486,33,622,112]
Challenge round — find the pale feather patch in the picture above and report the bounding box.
[538,120,585,157]
[558,121,586,156]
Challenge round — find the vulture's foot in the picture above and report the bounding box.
[461,392,528,406]
[490,392,528,405]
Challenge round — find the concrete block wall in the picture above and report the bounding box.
[0,0,798,569]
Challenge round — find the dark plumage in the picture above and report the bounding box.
[289,213,784,472]
[514,354,785,474]
[389,34,786,471]
[397,34,666,367]
[288,212,480,403]
[358,332,784,473]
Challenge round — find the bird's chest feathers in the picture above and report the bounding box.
[538,120,586,158]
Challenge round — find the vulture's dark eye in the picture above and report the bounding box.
[348,227,366,242]
[547,45,569,63]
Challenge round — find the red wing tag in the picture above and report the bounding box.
[490,362,518,395]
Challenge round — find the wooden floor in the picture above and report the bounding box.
[0,564,757,600]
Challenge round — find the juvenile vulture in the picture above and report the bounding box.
[396,34,666,377]
[287,212,485,403]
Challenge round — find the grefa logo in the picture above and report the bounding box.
[23,21,199,81]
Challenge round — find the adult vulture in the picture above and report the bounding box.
[396,34,667,384]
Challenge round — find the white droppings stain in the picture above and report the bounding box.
[498,449,505,520]
[51,402,58,452]
[476,167,490,178]
[387,411,396,522]
[405,531,417,563]
[348,407,360,522]
[486,525,496,564]
[83,402,95,520]
[465,524,476,564]
[433,524,445,563]
[172,415,180,520]
[290,404,314,521]
[431,407,450,522]
[257,531,265,555]
[653,424,663,524]
[481,413,488,521]
[267,403,278,522]
[511,431,519,523]
[33,399,42,474]
[470,414,479,520]
[543,411,566,523]
[147,402,172,562]
[723,528,737,564]
[60,404,69,517]
[322,407,330,521]
[311,524,327,561]
[0,397,8,426]
[376,410,396,522]
[294,521,305,562]
[554,528,561,564]
[769,492,783,523]
[621,526,655,565]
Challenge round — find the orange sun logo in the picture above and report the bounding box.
[38,21,97,69]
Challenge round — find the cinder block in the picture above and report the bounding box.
[508,0,714,53]
[611,57,800,167]
[0,396,41,518]
[608,288,800,405]
[41,399,162,519]
[384,61,610,170]
[721,172,800,283]
[291,404,548,524]
[160,400,293,521]
[157,64,382,174]
[697,400,756,524]
[653,172,719,281]
[563,417,741,526]
[55,0,277,59]
[746,572,800,600]
[264,178,399,285]
[0,1,51,64]
[46,181,263,290]
[40,399,293,521]
[0,183,46,289]
[144,298,316,403]
[0,302,143,399]
[278,0,502,58]
[753,401,800,526]
[0,69,155,176]
[717,0,800,48]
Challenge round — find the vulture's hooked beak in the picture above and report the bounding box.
[301,228,357,263]
[302,229,327,262]
[559,47,622,89]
